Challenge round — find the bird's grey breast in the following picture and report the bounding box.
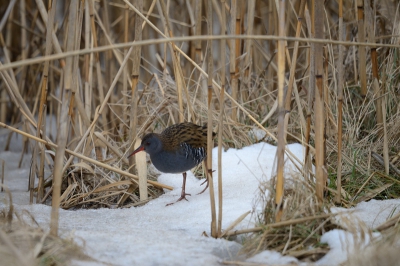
[149,143,206,174]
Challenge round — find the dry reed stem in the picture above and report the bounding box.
[34,0,65,67]
[275,0,286,223]
[357,0,367,97]
[207,0,217,238]
[135,138,148,201]
[2,34,399,72]
[230,0,238,122]
[35,0,56,204]
[217,0,227,238]
[313,0,326,202]
[37,105,47,202]
[50,0,79,236]
[336,0,344,204]
[0,160,4,192]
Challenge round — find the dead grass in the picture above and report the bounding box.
[240,174,339,262]
[344,225,400,266]
[0,189,95,266]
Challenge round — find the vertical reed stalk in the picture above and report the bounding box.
[194,0,203,101]
[229,0,237,122]
[88,0,106,131]
[232,0,243,122]
[34,0,65,67]
[336,0,344,204]
[243,0,255,87]
[206,0,217,238]
[357,0,367,97]
[314,0,326,202]
[304,5,314,181]
[37,105,47,202]
[84,0,91,119]
[371,50,382,124]
[275,0,286,223]
[135,138,148,201]
[284,0,306,140]
[370,14,387,173]
[382,87,389,174]
[19,1,31,193]
[17,0,28,104]
[158,0,195,122]
[217,0,227,238]
[122,2,130,134]
[51,0,79,236]
[0,160,4,192]
[71,2,90,137]
[127,0,143,199]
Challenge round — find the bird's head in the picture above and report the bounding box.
[127,133,162,158]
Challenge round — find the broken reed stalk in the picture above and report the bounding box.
[336,0,344,204]
[217,0,227,238]
[51,0,79,237]
[357,0,367,97]
[206,0,217,238]
[314,0,326,202]
[135,138,148,202]
[275,0,286,223]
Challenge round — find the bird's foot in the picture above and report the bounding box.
[166,192,191,206]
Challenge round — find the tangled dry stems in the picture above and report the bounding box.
[0,191,93,266]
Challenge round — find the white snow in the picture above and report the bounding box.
[1,127,400,266]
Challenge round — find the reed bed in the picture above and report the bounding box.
[0,0,400,262]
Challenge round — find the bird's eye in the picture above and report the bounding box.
[145,142,151,146]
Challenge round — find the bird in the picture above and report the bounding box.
[128,122,216,206]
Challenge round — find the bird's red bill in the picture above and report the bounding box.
[127,145,145,158]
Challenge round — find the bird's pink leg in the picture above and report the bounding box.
[166,172,191,206]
